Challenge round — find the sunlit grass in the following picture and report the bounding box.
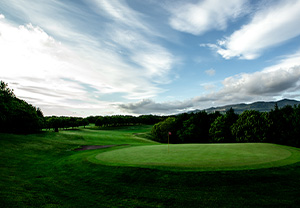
[94,143,300,171]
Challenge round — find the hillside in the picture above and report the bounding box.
[192,99,300,114]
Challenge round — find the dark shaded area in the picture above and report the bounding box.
[0,81,44,133]
[74,144,129,151]
[93,114,166,127]
[44,116,89,132]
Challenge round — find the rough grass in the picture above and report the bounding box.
[1,125,300,207]
[94,143,300,171]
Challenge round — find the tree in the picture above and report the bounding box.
[95,116,106,127]
[86,116,98,124]
[0,81,44,133]
[0,81,15,98]
[269,104,300,147]
[81,118,89,128]
[291,104,300,147]
[47,117,61,132]
[231,110,270,143]
[209,115,227,143]
[209,108,238,143]
[177,112,210,143]
[151,117,176,143]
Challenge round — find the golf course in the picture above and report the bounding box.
[1,125,300,207]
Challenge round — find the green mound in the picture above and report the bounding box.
[94,143,300,171]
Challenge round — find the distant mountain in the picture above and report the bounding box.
[191,99,300,114]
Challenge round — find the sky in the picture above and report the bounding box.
[1,0,300,116]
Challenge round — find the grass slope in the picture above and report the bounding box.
[94,143,300,171]
[1,125,300,207]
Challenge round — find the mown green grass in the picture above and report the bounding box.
[94,143,300,171]
[1,125,300,207]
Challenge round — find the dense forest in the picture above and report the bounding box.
[151,105,300,147]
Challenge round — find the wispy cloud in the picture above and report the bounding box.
[88,0,175,84]
[0,1,177,115]
[206,0,300,59]
[168,0,249,35]
[205,69,216,76]
[87,0,151,33]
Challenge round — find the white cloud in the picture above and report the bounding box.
[0,18,116,116]
[210,0,300,59]
[107,27,174,85]
[205,68,216,76]
[195,49,300,105]
[168,0,249,35]
[87,0,176,84]
[120,49,300,114]
[0,18,162,100]
[0,0,177,115]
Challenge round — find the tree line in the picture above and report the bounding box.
[43,114,165,131]
[93,115,166,127]
[151,105,300,147]
[44,116,89,132]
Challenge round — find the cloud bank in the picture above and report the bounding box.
[120,49,300,114]
[119,99,194,115]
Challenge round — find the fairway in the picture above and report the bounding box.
[95,143,300,171]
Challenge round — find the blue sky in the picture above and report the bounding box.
[1,0,300,116]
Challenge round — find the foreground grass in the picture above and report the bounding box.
[1,125,300,207]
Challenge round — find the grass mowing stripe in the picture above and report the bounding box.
[94,143,300,171]
[59,125,158,147]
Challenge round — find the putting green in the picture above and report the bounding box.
[94,143,300,171]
